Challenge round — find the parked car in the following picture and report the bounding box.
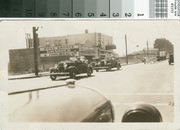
[169,54,174,65]
[156,56,166,61]
[8,80,163,122]
[49,57,93,80]
[93,57,121,72]
[90,57,100,69]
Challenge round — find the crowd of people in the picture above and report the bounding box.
[142,56,157,64]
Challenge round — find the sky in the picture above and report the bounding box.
[134,0,149,18]
[0,20,180,58]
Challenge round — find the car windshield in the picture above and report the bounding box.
[69,56,87,62]
[69,57,78,62]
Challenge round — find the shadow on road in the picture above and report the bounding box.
[96,68,122,73]
[169,64,174,66]
[54,75,95,81]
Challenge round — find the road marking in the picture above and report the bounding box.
[112,102,173,106]
[105,93,174,96]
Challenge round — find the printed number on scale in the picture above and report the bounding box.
[63,13,70,17]
[50,12,57,17]
[125,13,132,17]
[25,10,33,17]
[112,13,119,17]
[38,12,45,17]
[87,13,95,17]
[100,13,107,17]
[75,13,82,17]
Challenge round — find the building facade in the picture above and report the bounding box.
[9,30,117,74]
[27,30,116,60]
[9,48,40,74]
[38,30,113,49]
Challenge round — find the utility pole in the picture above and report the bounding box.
[146,41,149,57]
[125,34,128,64]
[78,43,82,57]
[33,27,39,76]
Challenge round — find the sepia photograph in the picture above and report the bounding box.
[0,19,179,129]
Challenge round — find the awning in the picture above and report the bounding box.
[105,44,116,50]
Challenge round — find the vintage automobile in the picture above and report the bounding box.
[8,79,114,122]
[8,79,163,122]
[156,56,166,61]
[169,54,174,65]
[92,57,121,72]
[49,57,93,80]
[90,57,99,69]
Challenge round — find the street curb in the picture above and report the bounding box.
[121,62,142,66]
[8,73,50,80]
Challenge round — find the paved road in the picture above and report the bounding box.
[8,61,174,122]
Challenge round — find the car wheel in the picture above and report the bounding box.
[117,64,120,70]
[70,70,76,79]
[107,66,111,71]
[87,68,92,77]
[50,70,57,81]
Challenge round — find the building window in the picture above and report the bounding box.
[98,38,101,44]
[58,40,61,45]
[101,38,104,44]
[65,39,68,44]
[45,41,50,47]
[54,40,58,46]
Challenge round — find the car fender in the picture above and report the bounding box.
[68,66,79,73]
[87,65,93,73]
[122,102,163,122]
[88,64,93,69]
[117,62,121,67]
[106,63,112,67]
[49,67,58,72]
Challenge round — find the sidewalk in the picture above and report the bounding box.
[121,61,142,66]
[8,72,50,80]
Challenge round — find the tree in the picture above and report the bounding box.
[154,38,173,52]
